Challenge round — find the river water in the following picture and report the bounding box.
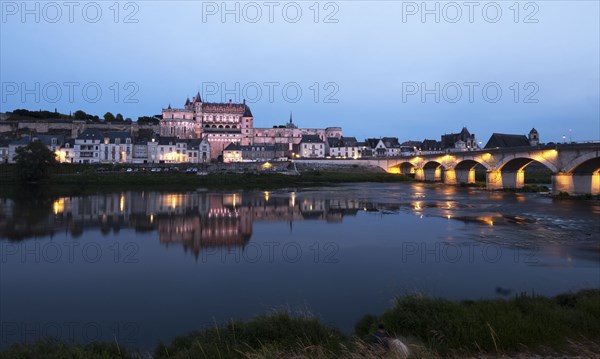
[0,183,598,350]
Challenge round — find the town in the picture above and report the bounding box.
[0,93,543,165]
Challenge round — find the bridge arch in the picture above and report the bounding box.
[455,159,489,171]
[495,154,560,173]
[485,156,556,191]
[389,161,416,175]
[419,161,445,182]
[423,160,445,170]
[562,152,600,174]
[447,159,489,185]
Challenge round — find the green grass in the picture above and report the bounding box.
[3,290,599,358]
[357,289,600,356]
[153,312,346,359]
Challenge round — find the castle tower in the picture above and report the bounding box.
[529,128,539,146]
[193,91,203,122]
[240,99,254,146]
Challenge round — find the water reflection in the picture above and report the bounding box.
[1,185,598,259]
[1,191,366,256]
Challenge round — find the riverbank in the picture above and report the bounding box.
[0,163,412,197]
[2,289,598,358]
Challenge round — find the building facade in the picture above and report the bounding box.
[160,95,341,159]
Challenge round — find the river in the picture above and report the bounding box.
[0,183,598,350]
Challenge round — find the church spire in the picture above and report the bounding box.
[194,91,202,103]
[289,112,293,124]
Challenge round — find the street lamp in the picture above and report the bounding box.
[562,135,566,143]
[569,129,572,143]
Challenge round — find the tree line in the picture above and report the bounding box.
[7,109,160,125]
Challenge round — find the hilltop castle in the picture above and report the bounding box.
[160,92,342,159]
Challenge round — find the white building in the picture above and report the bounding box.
[328,136,360,158]
[186,137,211,163]
[299,135,326,158]
[99,132,133,164]
[74,129,102,164]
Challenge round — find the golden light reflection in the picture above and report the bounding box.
[291,192,296,206]
[264,191,270,202]
[262,162,272,169]
[150,214,154,223]
[162,194,183,209]
[414,201,422,210]
[53,199,64,215]
[119,194,125,212]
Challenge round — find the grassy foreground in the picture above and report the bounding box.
[1,290,599,358]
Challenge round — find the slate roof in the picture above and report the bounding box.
[341,136,358,146]
[102,131,131,143]
[300,135,324,144]
[381,137,401,148]
[35,134,65,147]
[484,133,530,149]
[224,143,276,152]
[365,138,381,148]
[243,104,253,117]
[422,139,442,150]
[327,138,340,147]
[328,136,358,147]
[77,129,103,140]
[10,136,31,146]
[224,142,241,151]
[157,136,179,146]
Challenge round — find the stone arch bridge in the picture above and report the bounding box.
[298,143,600,195]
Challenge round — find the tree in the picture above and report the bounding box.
[73,110,87,120]
[14,140,57,182]
[137,116,160,125]
[115,113,124,122]
[104,112,115,122]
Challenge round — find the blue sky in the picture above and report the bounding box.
[1,0,598,143]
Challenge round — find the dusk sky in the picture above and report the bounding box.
[1,0,598,143]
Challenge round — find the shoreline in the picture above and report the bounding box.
[1,164,596,200]
[1,289,598,358]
